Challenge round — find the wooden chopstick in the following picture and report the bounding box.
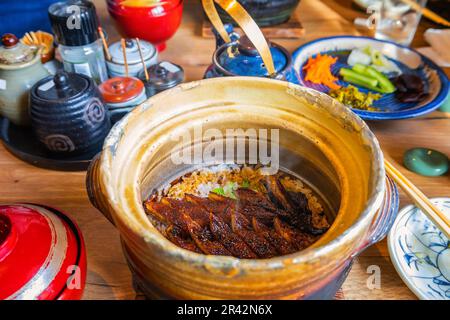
[385,159,450,239]
[135,38,149,81]
[98,27,112,61]
[121,38,129,78]
[401,0,450,27]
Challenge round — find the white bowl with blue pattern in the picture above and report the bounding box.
[388,198,450,300]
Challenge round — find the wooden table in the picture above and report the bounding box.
[1,0,448,300]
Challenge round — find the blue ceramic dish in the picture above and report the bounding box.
[204,24,300,83]
[388,198,450,300]
[292,36,449,120]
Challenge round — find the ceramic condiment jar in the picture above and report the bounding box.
[0,33,49,126]
[138,61,184,97]
[30,71,111,155]
[0,204,86,300]
[99,76,147,124]
[204,25,299,83]
[106,38,158,78]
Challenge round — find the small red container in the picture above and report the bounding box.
[0,204,86,300]
[107,0,184,52]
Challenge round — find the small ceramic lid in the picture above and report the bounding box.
[109,39,156,65]
[0,34,38,65]
[0,204,85,300]
[216,35,288,77]
[140,61,184,91]
[99,76,145,103]
[33,71,89,102]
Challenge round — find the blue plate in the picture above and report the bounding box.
[292,36,449,120]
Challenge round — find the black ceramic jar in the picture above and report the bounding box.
[30,71,110,155]
[215,0,300,27]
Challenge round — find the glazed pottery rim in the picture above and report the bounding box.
[387,197,450,300]
[108,0,183,16]
[213,40,292,78]
[100,76,385,267]
[0,50,42,70]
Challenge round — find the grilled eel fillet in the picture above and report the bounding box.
[144,184,327,258]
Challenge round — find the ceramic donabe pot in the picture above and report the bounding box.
[86,77,399,300]
[30,71,111,155]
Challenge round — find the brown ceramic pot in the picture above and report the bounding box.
[86,77,398,299]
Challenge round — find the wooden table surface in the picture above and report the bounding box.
[1,0,449,300]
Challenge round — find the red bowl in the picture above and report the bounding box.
[107,0,183,52]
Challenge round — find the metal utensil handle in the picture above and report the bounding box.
[202,0,276,76]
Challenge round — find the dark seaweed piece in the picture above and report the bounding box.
[166,225,201,253]
[251,217,298,255]
[392,74,428,103]
[230,209,278,259]
[209,212,258,259]
[396,91,428,103]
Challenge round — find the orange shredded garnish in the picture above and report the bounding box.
[303,53,341,90]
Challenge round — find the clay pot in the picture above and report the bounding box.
[86,77,398,299]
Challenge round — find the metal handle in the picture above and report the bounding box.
[202,0,276,76]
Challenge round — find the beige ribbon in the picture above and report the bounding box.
[202,0,276,76]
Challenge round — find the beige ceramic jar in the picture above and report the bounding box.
[0,34,49,126]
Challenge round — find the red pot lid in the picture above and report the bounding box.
[0,204,86,300]
[99,76,144,103]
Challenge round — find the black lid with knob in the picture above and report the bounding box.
[30,70,110,155]
[32,71,89,103]
[48,0,100,47]
[139,61,184,93]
